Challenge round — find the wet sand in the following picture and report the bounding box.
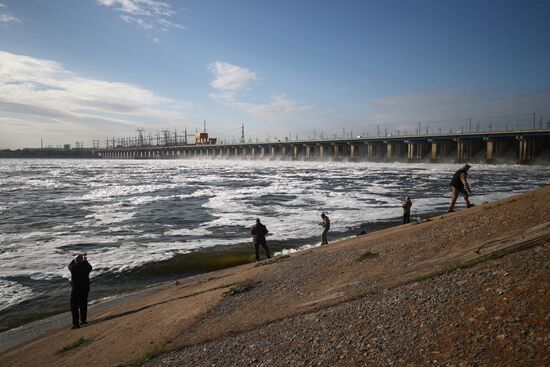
[1,186,549,366]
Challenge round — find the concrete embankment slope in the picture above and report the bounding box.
[2,186,550,367]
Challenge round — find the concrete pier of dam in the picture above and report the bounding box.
[99,129,550,165]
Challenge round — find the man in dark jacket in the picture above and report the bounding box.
[319,213,330,245]
[402,196,412,224]
[69,254,92,329]
[449,164,474,212]
[251,218,271,261]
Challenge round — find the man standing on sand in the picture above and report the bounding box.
[402,196,412,224]
[319,213,330,245]
[251,218,271,261]
[69,254,92,329]
[449,164,475,212]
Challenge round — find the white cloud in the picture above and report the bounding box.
[208,61,257,92]
[119,15,154,30]
[240,95,312,122]
[0,3,20,24]
[208,61,311,123]
[208,90,236,103]
[97,0,184,31]
[0,50,188,147]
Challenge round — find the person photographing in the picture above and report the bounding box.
[68,253,92,329]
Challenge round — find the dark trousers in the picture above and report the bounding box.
[403,212,410,224]
[70,288,89,326]
[321,228,329,244]
[254,242,271,261]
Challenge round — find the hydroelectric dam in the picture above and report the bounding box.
[99,129,550,165]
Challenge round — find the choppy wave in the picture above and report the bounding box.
[0,279,36,312]
[0,158,549,316]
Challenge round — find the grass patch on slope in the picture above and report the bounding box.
[133,343,167,366]
[359,251,379,261]
[58,337,87,353]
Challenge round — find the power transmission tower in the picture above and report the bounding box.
[136,129,145,147]
[241,123,245,143]
[162,129,171,146]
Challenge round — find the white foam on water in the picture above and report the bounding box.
[127,195,162,206]
[80,183,177,202]
[274,242,322,256]
[0,279,36,312]
[2,158,550,312]
[164,227,212,237]
[84,206,136,225]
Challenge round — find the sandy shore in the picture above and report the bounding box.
[1,186,549,366]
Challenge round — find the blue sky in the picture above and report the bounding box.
[1,0,549,148]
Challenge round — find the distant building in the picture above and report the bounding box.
[63,144,71,150]
[195,132,208,144]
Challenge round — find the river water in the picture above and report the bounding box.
[1,158,549,331]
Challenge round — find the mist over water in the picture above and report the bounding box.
[1,158,549,330]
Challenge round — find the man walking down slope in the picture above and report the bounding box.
[449,164,475,212]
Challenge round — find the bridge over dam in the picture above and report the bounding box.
[100,129,550,164]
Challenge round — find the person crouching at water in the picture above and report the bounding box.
[449,164,474,212]
[251,218,271,261]
[319,213,330,245]
[402,196,412,224]
[69,254,92,329]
